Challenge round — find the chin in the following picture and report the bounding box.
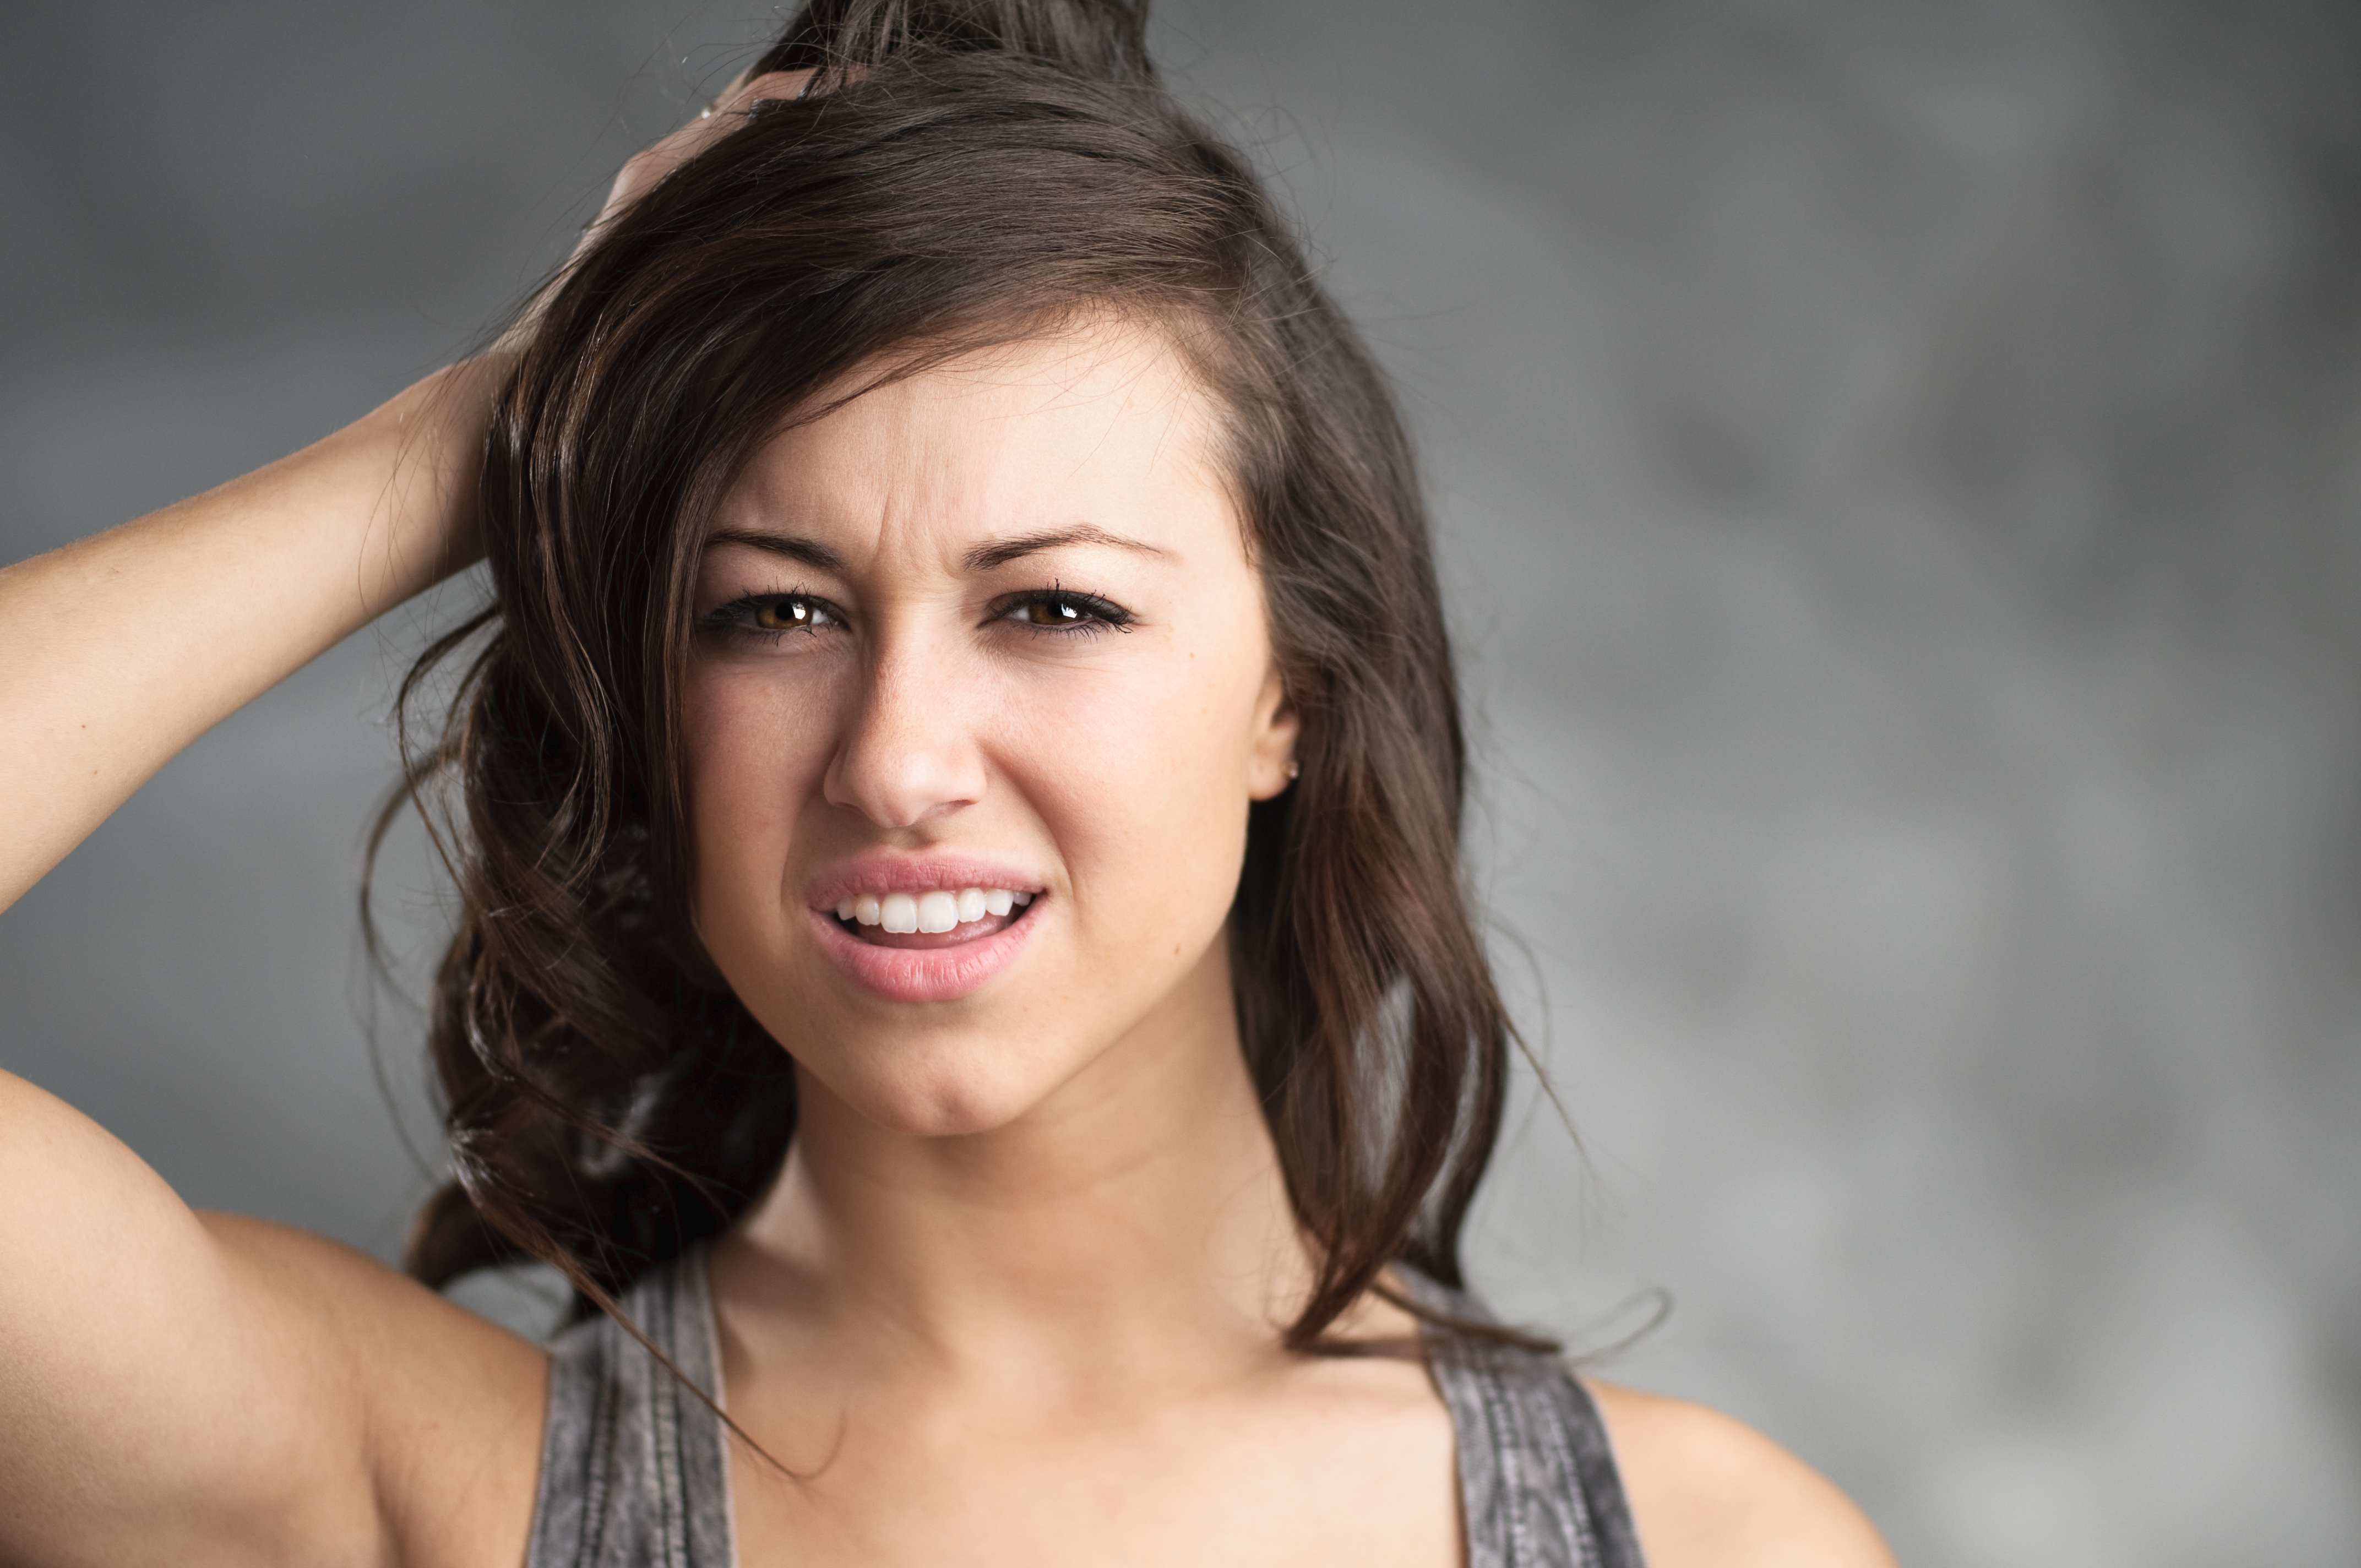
[802,1033,1075,1141]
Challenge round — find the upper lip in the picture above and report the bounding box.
[803,852,1048,911]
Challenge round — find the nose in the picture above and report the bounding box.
[822,637,987,831]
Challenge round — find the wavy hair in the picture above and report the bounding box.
[378,0,1530,1353]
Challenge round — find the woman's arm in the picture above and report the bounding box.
[0,1069,547,1566]
[0,356,547,1564]
[0,71,811,1567]
[0,356,498,914]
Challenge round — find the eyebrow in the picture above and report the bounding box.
[702,522,1167,575]
[960,525,1168,573]
[702,530,845,571]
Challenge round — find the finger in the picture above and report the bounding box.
[567,67,822,277]
[703,68,816,121]
[648,69,812,186]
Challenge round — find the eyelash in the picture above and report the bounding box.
[698,585,1134,645]
[697,591,840,643]
[992,584,1135,638]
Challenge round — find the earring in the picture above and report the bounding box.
[1285,759,1301,781]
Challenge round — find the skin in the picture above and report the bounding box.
[689,325,1459,1567]
[0,69,1895,1568]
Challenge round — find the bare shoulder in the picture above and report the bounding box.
[202,1213,550,1568]
[0,1058,547,1566]
[1585,1379,1896,1568]
[199,1210,545,1392]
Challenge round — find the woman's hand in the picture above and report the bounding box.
[596,70,815,241]
[503,69,815,351]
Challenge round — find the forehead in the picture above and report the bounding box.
[714,322,1234,562]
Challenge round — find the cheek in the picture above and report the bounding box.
[684,666,836,943]
[1009,639,1263,935]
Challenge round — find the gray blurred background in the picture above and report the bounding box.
[2,2,2355,1562]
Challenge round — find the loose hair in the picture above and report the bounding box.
[382,0,1532,1354]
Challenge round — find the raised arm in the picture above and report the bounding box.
[0,358,498,913]
[0,349,557,1568]
[0,69,809,1568]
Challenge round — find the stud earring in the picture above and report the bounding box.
[1285,759,1301,781]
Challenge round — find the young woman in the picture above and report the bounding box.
[0,3,1895,1564]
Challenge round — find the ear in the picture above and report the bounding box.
[1245,663,1301,801]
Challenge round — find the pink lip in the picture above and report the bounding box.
[802,852,1047,1004]
[803,852,1046,909]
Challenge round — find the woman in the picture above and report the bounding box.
[0,2,1894,1564]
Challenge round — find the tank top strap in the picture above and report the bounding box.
[519,1251,1640,1568]
[1397,1267,1649,1568]
[524,1247,737,1568]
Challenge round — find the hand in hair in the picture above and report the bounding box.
[614,72,817,230]
[497,69,815,355]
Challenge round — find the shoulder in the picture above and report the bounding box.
[0,1061,547,1566]
[202,1213,550,1568]
[1584,1379,1896,1568]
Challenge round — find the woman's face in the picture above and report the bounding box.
[685,323,1298,1139]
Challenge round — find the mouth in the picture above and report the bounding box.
[805,877,1045,1003]
[828,885,1038,950]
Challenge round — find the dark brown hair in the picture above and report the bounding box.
[383,0,1527,1353]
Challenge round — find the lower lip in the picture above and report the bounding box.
[808,900,1040,1003]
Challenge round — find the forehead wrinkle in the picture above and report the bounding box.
[900,350,1203,572]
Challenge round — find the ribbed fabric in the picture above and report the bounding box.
[523,1251,1644,1567]
[524,1248,736,1568]
[1400,1270,1648,1568]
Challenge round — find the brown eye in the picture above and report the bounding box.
[753,597,816,631]
[1022,597,1085,627]
[999,589,1131,634]
[697,591,842,644]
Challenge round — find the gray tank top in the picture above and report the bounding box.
[524,1248,1645,1568]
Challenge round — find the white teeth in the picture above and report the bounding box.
[838,886,1035,931]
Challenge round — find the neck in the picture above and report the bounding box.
[721,942,1314,1390]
